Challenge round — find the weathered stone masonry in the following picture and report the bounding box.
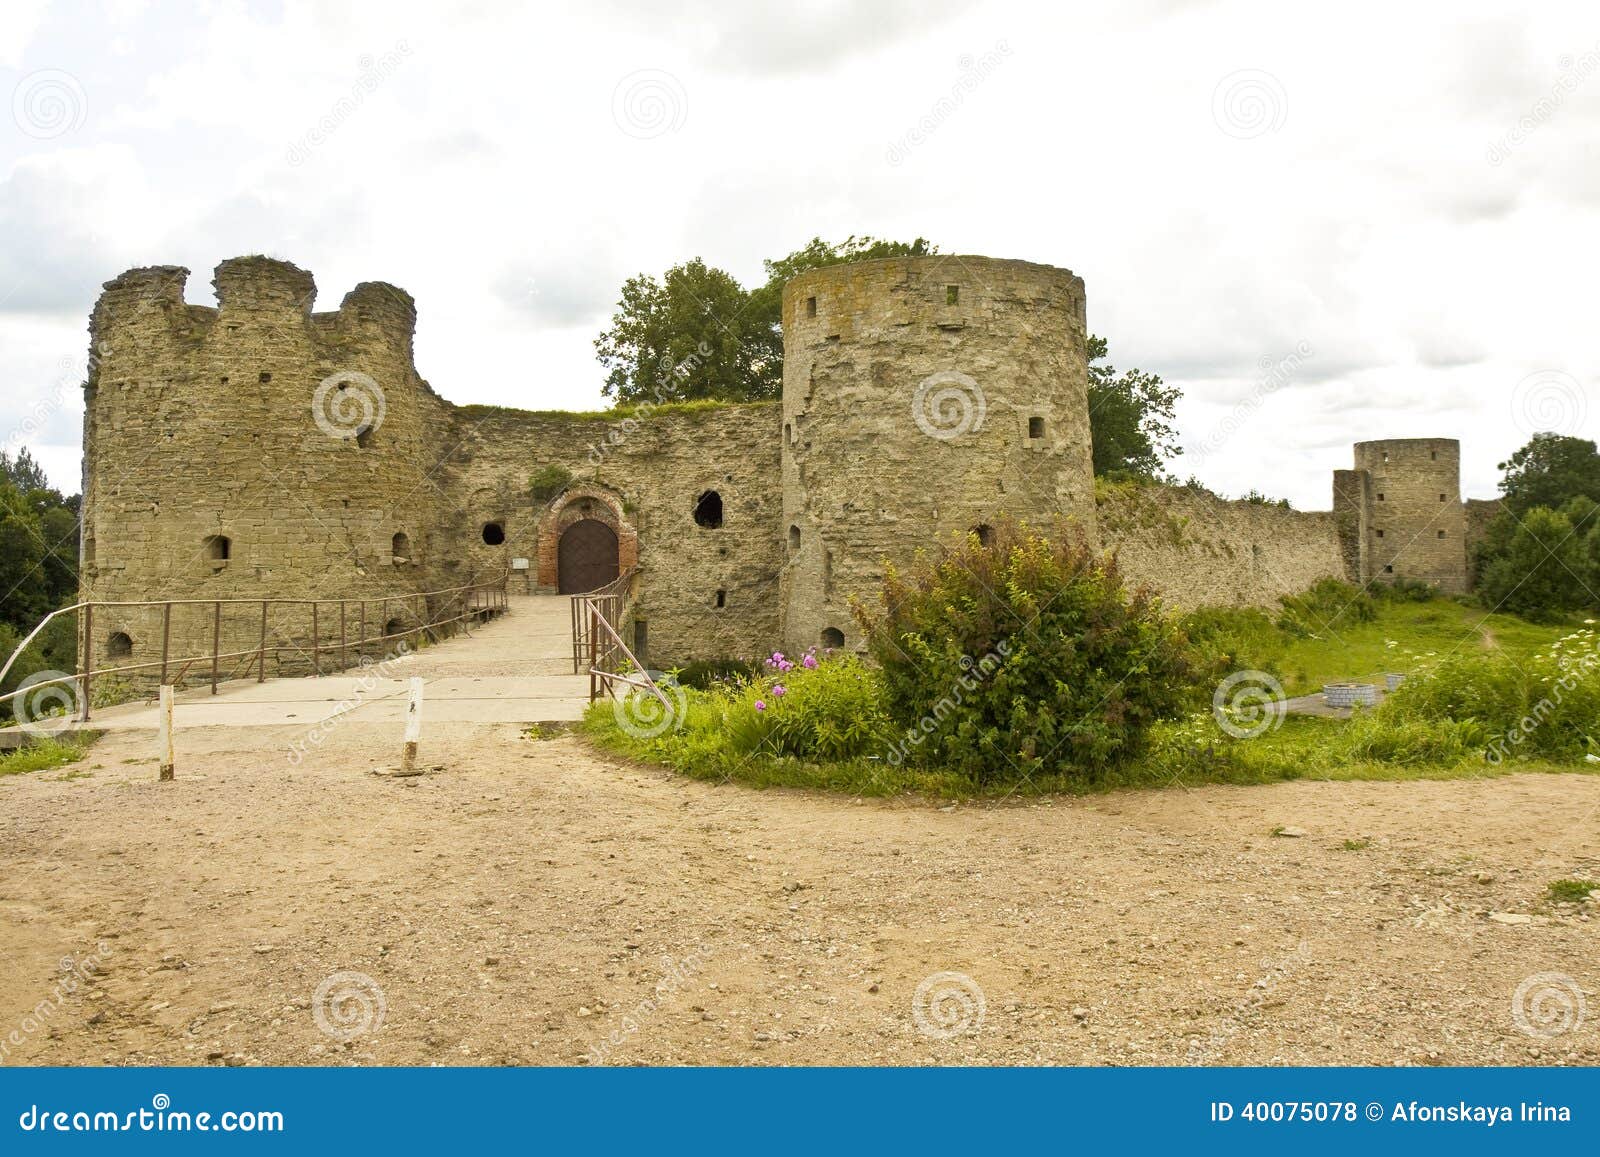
[79,253,1480,674]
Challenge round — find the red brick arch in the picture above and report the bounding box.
[535,484,637,591]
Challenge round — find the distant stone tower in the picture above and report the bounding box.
[778,255,1096,651]
[81,256,456,674]
[1333,438,1467,593]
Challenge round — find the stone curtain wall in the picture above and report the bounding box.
[1097,484,1346,610]
[779,255,1097,653]
[439,403,784,666]
[82,258,458,679]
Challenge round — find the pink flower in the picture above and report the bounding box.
[772,684,786,697]
[802,654,818,669]
[754,700,767,711]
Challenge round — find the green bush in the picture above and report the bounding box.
[1477,506,1589,621]
[673,659,755,690]
[716,649,893,761]
[858,522,1191,786]
[1276,578,1374,637]
[528,464,574,503]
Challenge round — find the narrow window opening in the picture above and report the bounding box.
[805,296,817,318]
[1438,530,1446,538]
[259,371,271,384]
[481,522,506,546]
[203,534,230,561]
[693,490,724,529]
[788,524,801,552]
[1375,529,1385,538]
[106,631,133,659]
[356,424,374,449]
[1439,493,1447,502]
[1027,416,1045,439]
[1383,565,1394,574]
[820,626,845,649]
[945,285,959,305]
[715,589,726,609]
[972,524,995,547]
[633,619,648,663]
[392,531,411,562]
[1376,493,1384,502]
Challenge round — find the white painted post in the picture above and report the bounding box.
[401,677,424,772]
[158,684,175,781]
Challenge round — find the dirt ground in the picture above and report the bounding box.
[1,720,1597,1067]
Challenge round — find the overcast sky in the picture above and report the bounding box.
[2,0,1596,508]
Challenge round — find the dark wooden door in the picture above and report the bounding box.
[558,519,619,593]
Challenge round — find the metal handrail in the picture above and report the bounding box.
[0,572,510,721]
[584,599,669,710]
[570,566,639,674]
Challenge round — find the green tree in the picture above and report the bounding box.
[593,259,781,404]
[1497,433,1600,516]
[1477,506,1590,620]
[0,478,50,633]
[594,237,937,405]
[1086,335,1180,480]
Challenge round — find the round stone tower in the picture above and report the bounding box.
[1351,438,1466,593]
[779,255,1096,651]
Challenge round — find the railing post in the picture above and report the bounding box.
[339,600,347,672]
[588,605,599,703]
[311,601,320,677]
[211,601,221,695]
[79,602,92,722]
[160,602,172,685]
[257,600,267,682]
[359,600,367,662]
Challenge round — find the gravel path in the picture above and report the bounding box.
[1,721,1596,1067]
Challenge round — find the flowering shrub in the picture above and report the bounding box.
[717,648,892,761]
[858,521,1191,785]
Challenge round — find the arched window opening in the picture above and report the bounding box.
[392,531,412,562]
[482,522,506,546]
[203,534,230,562]
[820,626,845,649]
[106,631,133,659]
[788,524,801,552]
[693,490,724,529]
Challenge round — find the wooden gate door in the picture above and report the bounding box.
[558,519,620,594]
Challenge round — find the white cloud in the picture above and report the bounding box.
[0,0,1595,508]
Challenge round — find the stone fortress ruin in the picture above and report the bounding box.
[78,253,1483,674]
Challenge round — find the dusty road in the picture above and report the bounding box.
[1,720,1596,1067]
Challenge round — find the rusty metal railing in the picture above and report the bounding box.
[583,598,669,710]
[570,566,638,675]
[0,574,508,724]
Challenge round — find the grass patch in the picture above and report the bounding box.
[1546,878,1598,904]
[1341,838,1371,851]
[0,738,89,778]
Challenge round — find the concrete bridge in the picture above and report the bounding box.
[81,595,592,731]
